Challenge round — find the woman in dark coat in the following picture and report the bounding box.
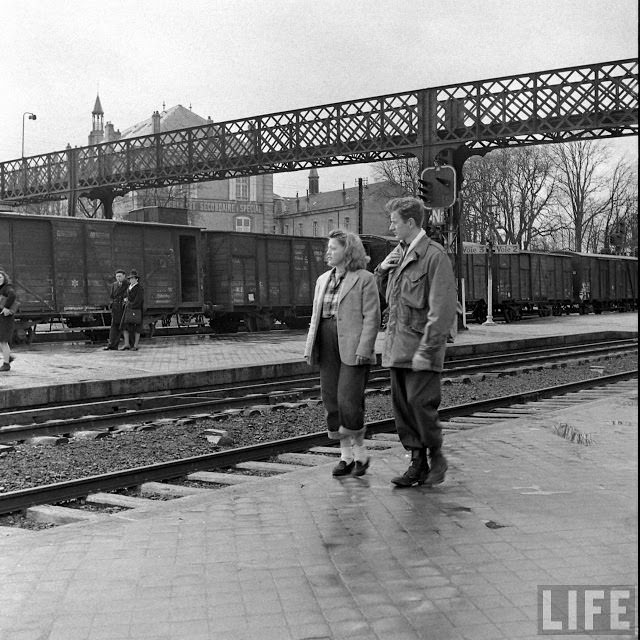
[121,270,144,350]
[0,270,17,371]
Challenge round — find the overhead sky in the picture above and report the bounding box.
[1,0,637,196]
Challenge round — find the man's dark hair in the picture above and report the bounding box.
[115,269,126,276]
[385,197,426,226]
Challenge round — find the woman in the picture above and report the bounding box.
[121,270,144,351]
[0,270,17,371]
[304,230,381,477]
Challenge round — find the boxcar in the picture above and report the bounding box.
[0,212,202,340]
[463,248,574,323]
[568,252,638,313]
[202,231,327,331]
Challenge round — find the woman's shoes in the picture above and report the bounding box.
[0,362,10,372]
[353,458,370,477]
[120,346,130,351]
[131,347,139,351]
[332,458,370,477]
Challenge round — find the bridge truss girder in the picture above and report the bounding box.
[0,58,636,217]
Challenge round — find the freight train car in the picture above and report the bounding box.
[568,252,638,314]
[463,246,637,323]
[464,248,575,323]
[0,212,202,342]
[202,231,327,332]
[200,232,398,332]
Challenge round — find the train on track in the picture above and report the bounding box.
[0,212,637,342]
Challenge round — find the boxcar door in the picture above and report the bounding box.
[143,227,179,311]
[265,237,291,307]
[84,222,114,309]
[52,219,89,311]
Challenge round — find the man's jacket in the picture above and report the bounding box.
[375,235,456,371]
[109,281,129,323]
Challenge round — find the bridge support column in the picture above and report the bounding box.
[99,191,115,220]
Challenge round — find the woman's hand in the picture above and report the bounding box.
[1,308,12,316]
[355,355,369,366]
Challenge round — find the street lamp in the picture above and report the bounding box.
[22,112,37,157]
[482,201,497,326]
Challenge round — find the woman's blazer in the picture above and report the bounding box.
[304,268,381,366]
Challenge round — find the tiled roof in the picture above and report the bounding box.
[121,105,210,138]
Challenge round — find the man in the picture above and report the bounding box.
[375,197,457,487]
[104,269,129,350]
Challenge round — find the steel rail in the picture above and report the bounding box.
[0,341,636,441]
[0,370,636,516]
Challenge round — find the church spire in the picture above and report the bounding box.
[89,93,105,145]
[92,93,104,115]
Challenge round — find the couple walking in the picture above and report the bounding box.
[304,197,457,487]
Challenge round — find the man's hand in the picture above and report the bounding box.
[378,249,402,272]
[1,308,12,317]
[411,351,433,372]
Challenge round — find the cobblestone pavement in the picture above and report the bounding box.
[0,383,636,640]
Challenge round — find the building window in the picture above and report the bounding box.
[236,177,250,201]
[284,224,289,235]
[235,216,251,232]
[313,221,318,237]
[344,217,350,231]
[298,223,303,236]
[328,218,334,232]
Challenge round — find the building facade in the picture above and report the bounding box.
[87,96,275,232]
[273,172,406,238]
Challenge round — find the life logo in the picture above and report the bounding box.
[538,585,637,635]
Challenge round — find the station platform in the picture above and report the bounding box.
[0,380,637,639]
[0,312,637,410]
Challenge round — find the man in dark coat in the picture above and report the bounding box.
[104,269,129,350]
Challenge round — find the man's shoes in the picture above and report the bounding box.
[391,449,429,487]
[332,460,355,477]
[425,451,448,486]
[353,458,370,477]
[0,363,10,372]
[9,355,15,362]
[103,346,117,351]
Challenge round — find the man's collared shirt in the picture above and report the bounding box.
[322,268,346,318]
[401,229,426,262]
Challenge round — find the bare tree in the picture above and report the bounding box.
[371,156,420,196]
[550,141,611,252]
[596,158,638,254]
[461,148,557,248]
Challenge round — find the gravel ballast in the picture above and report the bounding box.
[0,354,636,495]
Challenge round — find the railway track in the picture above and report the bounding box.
[0,338,636,443]
[0,372,636,520]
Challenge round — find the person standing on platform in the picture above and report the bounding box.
[121,270,144,351]
[375,197,457,488]
[0,270,18,372]
[104,269,129,351]
[305,230,381,477]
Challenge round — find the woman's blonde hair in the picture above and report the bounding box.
[327,230,370,271]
